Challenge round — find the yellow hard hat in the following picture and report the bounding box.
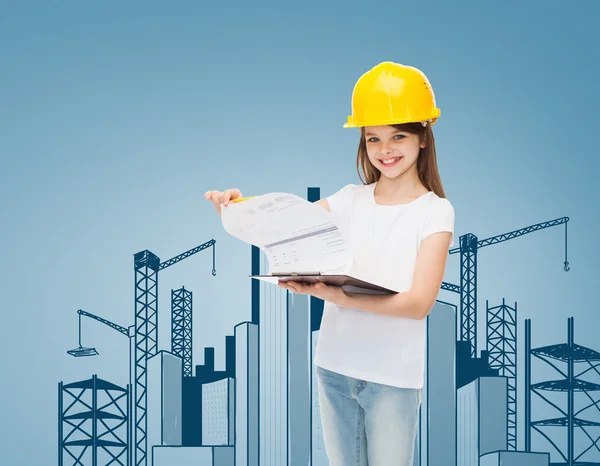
[344,61,440,128]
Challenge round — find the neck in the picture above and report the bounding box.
[375,172,427,198]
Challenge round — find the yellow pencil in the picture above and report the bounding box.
[231,196,256,203]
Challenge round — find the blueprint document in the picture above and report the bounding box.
[220,192,352,278]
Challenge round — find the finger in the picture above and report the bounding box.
[293,282,309,293]
[286,281,302,292]
[223,189,242,206]
[210,193,222,215]
[223,190,232,206]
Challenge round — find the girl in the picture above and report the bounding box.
[205,61,454,466]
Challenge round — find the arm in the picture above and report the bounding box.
[340,231,452,319]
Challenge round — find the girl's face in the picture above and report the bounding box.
[364,125,425,179]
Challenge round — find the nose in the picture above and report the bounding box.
[378,144,392,156]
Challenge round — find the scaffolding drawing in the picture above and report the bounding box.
[172,286,193,377]
[58,374,130,466]
[525,317,600,465]
[486,298,517,451]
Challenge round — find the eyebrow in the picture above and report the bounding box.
[364,130,403,137]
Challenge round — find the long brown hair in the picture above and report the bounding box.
[355,122,447,198]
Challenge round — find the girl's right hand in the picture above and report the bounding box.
[204,188,243,216]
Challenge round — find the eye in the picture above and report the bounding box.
[367,137,379,143]
[394,134,405,140]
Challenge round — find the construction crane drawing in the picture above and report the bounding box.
[65,309,133,466]
[440,216,570,357]
[68,238,216,466]
[68,309,134,358]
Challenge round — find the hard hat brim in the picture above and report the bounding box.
[343,111,440,128]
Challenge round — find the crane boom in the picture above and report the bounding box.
[441,282,461,293]
[159,239,216,275]
[449,216,569,256]
[78,309,129,336]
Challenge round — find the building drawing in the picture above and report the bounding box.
[147,351,182,447]
[234,321,259,466]
[415,300,457,466]
[457,376,508,466]
[287,292,311,466]
[202,377,234,446]
[258,250,289,465]
[480,450,550,466]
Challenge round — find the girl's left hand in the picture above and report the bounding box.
[278,280,347,306]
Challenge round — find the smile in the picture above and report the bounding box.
[379,156,403,167]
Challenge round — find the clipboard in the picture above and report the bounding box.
[220,192,395,295]
[251,272,397,295]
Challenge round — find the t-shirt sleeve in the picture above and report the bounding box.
[325,184,355,215]
[422,197,455,247]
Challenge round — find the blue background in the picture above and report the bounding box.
[1,1,598,464]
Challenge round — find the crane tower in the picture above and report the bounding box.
[133,239,215,466]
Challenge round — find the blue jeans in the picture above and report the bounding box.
[316,365,421,466]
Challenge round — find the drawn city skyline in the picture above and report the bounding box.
[57,186,600,466]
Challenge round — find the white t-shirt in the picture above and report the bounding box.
[313,181,455,389]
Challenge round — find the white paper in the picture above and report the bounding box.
[220,192,352,275]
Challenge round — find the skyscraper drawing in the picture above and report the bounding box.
[202,377,234,446]
[258,251,288,465]
[234,321,259,466]
[147,351,183,447]
[257,247,313,466]
[457,376,508,466]
[311,330,329,466]
[416,300,458,466]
